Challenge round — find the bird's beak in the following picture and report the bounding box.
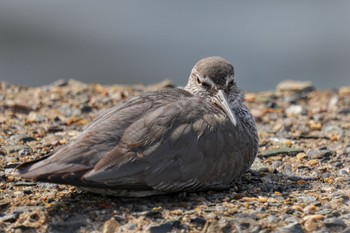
[215,90,237,126]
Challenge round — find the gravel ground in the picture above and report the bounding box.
[0,79,350,233]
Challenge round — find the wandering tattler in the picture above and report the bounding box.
[16,56,258,197]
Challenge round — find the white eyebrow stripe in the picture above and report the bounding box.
[226,76,234,86]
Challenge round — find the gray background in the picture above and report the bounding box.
[0,1,349,92]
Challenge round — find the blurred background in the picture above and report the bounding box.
[0,1,349,92]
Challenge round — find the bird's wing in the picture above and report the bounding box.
[16,88,190,181]
[83,97,248,192]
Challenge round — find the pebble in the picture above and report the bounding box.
[233,218,261,233]
[309,120,322,130]
[276,223,304,233]
[303,215,325,221]
[285,105,305,116]
[303,205,318,214]
[307,149,335,159]
[258,196,268,203]
[149,221,180,233]
[267,215,280,223]
[0,213,19,223]
[260,148,304,157]
[324,218,347,231]
[339,167,350,176]
[330,192,349,201]
[339,86,350,96]
[304,218,319,232]
[307,159,319,166]
[276,80,314,92]
[190,217,206,225]
[284,216,299,224]
[297,196,317,204]
[1,145,33,155]
[102,219,120,233]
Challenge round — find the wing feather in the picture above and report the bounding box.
[16,88,255,194]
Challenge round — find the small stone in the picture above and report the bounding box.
[0,213,19,223]
[260,148,304,157]
[296,180,306,185]
[271,161,283,169]
[257,167,269,172]
[292,205,303,212]
[276,80,314,92]
[13,209,47,228]
[276,223,304,233]
[0,115,7,123]
[296,152,307,161]
[6,102,33,113]
[303,215,325,221]
[240,197,258,202]
[2,145,33,155]
[322,125,344,138]
[335,177,349,183]
[285,105,305,116]
[330,192,349,201]
[342,226,350,233]
[206,212,217,219]
[297,196,317,204]
[258,196,268,203]
[80,105,93,113]
[128,224,138,231]
[274,191,282,196]
[102,219,120,233]
[339,167,350,176]
[307,149,335,159]
[245,93,257,103]
[309,120,322,130]
[7,176,16,182]
[339,86,350,96]
[284,216,299,223]
[267,216,280,223]
[13,191,23,197]
[45,79,68,88]
[149,221,180,233]
[215,205,224,212]
[303,205,318,214]
[328,95,339,110]
[190,217,206,226]
[324,218,347,231]
[233,218,261,233]
[304,219,319,232]
[307,159,319,166]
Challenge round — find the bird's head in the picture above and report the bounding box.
[185,56,242,126]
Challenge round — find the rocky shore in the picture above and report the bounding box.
[1,80,350,233]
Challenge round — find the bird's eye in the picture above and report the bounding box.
[202,82,211,88]
[195,76,211,88]
[228,80,234,87]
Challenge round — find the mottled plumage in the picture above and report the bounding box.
[15,56,258,197]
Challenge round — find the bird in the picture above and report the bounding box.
[15,56,258,197]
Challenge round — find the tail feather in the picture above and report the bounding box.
[14,155,91,185]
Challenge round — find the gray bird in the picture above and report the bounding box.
[15,56,258,197]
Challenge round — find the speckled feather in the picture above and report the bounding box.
[16,56,258,197]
